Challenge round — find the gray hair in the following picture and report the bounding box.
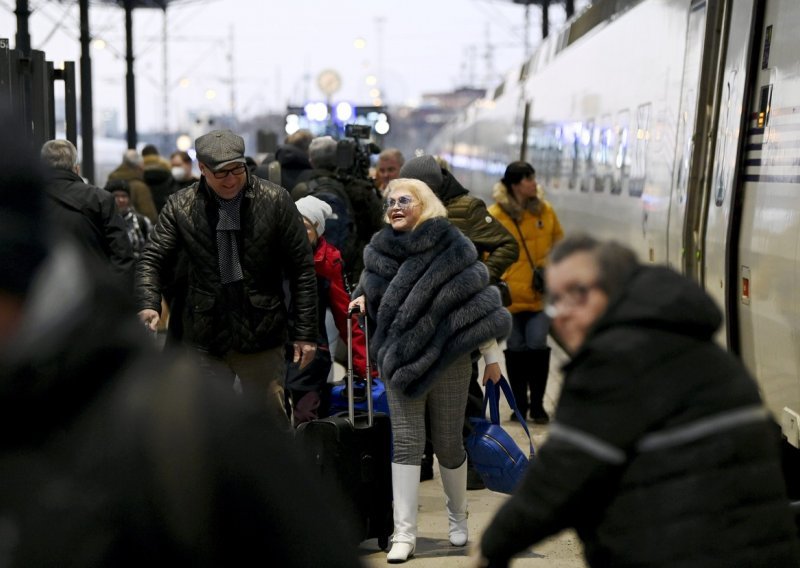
[308,136,338,170]
[41,139,78,170]
[550,233,640,299]
[378,148,405,167]
[122,149,143,168]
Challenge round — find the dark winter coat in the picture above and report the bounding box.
[143,165,179,213]
[275,144,311,191]
[358,217,511,398]
[0,241,362,568]
[480,266,800,567]
[44,167,134,283]
[436,170,519,283]
[136,175,317,355]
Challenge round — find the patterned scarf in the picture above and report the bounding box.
[215,191,244,284]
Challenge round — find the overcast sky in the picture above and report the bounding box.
[1,0,587,133]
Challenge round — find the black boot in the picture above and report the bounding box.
[528,348,551,424]
[504,350,530,420]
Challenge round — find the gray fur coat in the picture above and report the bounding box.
[358,217,511,398]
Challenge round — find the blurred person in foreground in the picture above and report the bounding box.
[349,178,510,563]
[472,234,800,568]
[0,118,362,567]
[136,130,318,427]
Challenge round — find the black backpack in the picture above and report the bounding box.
[306,176,358,270]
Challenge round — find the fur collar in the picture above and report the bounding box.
[361,218,511,397]
[491,181,544,221]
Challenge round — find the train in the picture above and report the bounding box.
[428,0,800,473]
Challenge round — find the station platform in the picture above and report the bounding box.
[350,340,588,567]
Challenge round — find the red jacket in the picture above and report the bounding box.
[314,237,369,378]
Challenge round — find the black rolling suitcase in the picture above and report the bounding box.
[295,309,393,550]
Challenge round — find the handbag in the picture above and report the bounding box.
[465,376,534,494]
[512,218,547,295]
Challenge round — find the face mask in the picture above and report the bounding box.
[171,166,187,181]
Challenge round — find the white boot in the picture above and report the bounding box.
[439,459,469,547]
[387,463,420,563]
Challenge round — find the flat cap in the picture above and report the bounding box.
[195,129,246,171]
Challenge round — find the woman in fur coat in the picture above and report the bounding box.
[350,178,511,563]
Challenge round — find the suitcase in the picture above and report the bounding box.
[295,308,393,550]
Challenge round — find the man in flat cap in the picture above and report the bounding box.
[136,129,318,426]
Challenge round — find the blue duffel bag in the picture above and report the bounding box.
[465,376,534,494]
[329,377,390,416]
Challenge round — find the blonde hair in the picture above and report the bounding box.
[383,178,447,229]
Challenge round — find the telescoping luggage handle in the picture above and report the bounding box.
[347,306,373,427]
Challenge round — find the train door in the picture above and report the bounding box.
[666,0,706,270]
[733,0,800,447]
[703,0,760,350]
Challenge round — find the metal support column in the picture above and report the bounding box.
[79,0,95,182]
[125,0,137,149]
[541,0,550,39]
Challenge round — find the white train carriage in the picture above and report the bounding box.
[429,0,800,466]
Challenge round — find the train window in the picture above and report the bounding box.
[761,25,772,70]
[758,84,772,128]
[519,59,530,83]
[493,81,506,101]
[580,121,595,192]
[612,110,630,195]
[629,103,651,197]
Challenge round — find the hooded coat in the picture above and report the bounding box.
[358,217,511,398]
[0,241,362,568]
[488,181,563,313]
[435,170,519,283]
[480,266,800,567]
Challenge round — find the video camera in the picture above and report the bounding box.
[336,124,381,181]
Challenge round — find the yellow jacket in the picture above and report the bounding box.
[488,182,563,313]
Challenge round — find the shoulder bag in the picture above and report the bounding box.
[465,376,534,494]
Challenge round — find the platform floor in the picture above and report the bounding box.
[350,340,588,567]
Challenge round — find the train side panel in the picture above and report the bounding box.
[735,0,800,445]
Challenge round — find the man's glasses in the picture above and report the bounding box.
[384,195,417,211]
[211,164,247,179]
[544,282,601,318]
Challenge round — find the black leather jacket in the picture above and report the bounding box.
[136,175,317,354]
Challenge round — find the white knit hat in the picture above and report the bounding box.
[295,195,333,236]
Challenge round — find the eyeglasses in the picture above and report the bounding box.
[383,195,417,211]
[210,164,247,179]
[544,282,601,318]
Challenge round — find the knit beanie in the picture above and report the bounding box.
[105,179,130,195]
[295,195,333,236]
[399,155,444,192]
[0,112,48,296]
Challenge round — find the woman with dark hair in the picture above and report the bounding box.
[489,161,563,424]
[350,178,511,563]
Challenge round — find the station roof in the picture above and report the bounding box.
[92,0,203,8]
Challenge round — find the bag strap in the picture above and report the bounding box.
[482,376,535,457]
[511,218,537,271]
